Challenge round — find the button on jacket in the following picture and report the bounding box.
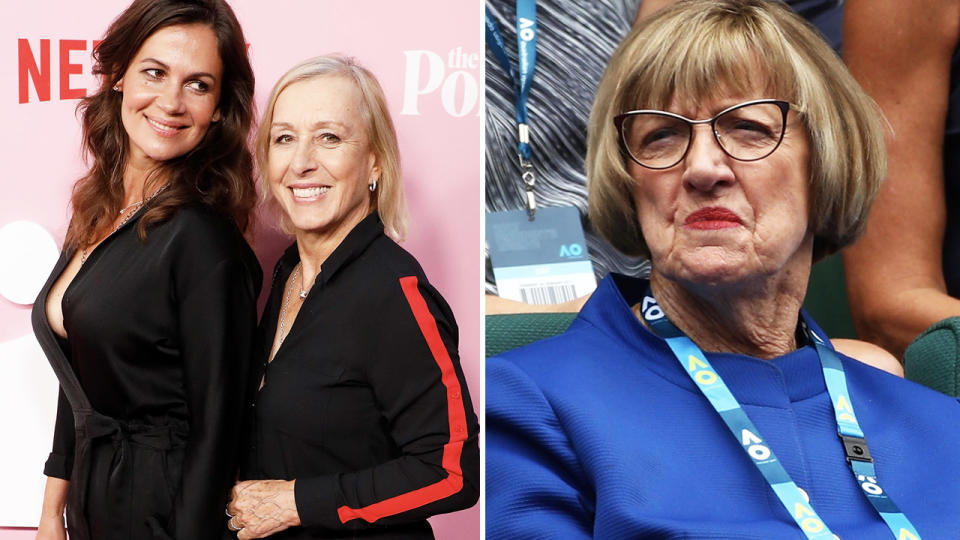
[243,213,480,539]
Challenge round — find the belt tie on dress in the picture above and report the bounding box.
[67,408,187,540]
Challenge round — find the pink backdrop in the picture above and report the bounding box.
[0,1,482,537]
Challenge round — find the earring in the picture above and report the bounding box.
[369,179,378,192]
[112,84,121,92]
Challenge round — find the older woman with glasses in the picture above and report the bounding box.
[486,0,960,538]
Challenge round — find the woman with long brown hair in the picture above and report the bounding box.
[32,1,260,538]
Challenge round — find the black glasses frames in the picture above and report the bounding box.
[614,99,791,170]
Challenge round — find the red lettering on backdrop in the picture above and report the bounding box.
[18,38,50,104]
[18,39,253,103]
[60,40,87,100]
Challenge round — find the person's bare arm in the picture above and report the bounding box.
[842,0,960,359]
[35,477,68,540]
[833,339,904,377]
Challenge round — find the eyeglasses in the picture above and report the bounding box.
[614,99,791,170]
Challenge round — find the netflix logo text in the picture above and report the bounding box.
[18,38,102,103]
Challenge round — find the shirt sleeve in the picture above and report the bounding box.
[294,275,480,530]
[43,387,75,479]
[171,254,260,539]
[485,355,594,539]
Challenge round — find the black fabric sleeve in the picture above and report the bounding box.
[294,275,480,530]
[43,387,75,479]
[171,255,259,539]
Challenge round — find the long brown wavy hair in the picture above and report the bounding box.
[65,0,256,250]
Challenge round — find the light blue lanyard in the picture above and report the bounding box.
[486,0,538,216]
[640,289,921,539]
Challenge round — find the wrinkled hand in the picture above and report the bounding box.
[227,479,300,539]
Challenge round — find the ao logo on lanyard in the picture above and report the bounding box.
[640,288,921,540]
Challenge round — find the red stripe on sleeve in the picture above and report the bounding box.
[336,276,468,524]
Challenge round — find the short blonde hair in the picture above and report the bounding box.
[587,0,886,261]
[256,54,408,241]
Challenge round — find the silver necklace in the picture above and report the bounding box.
[277,262,302,347]
[80,185,167,265]
[298,263,310,299]
[277,261,319,348]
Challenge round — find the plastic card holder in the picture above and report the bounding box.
[487,207,596,304]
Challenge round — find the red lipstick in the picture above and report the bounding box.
[684,207,742,230]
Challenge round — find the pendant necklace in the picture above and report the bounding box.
[298,263,311,299]
[277,261,318,348]
[80,185,168,265]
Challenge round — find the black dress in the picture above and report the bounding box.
[32,203,262,540]
[242,213,480,539]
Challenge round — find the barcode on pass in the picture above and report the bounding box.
[520,284,577,304]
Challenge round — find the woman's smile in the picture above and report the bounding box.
[144,115,188,137]
[289,184,331,203]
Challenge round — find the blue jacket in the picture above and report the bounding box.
[487,274,960,539]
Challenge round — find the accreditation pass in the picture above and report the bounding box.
[487,207,597,304]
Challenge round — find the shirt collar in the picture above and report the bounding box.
[575,273,830,404]
[278,212,385,286]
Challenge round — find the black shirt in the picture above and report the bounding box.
[34,203,261,540]
[243,213,480,539]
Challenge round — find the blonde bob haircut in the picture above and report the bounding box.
[256,54,408,241]
[587,0,886,261]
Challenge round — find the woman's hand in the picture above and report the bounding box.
[226,479,300,539]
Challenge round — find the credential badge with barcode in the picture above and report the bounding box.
[487,207,597,305]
